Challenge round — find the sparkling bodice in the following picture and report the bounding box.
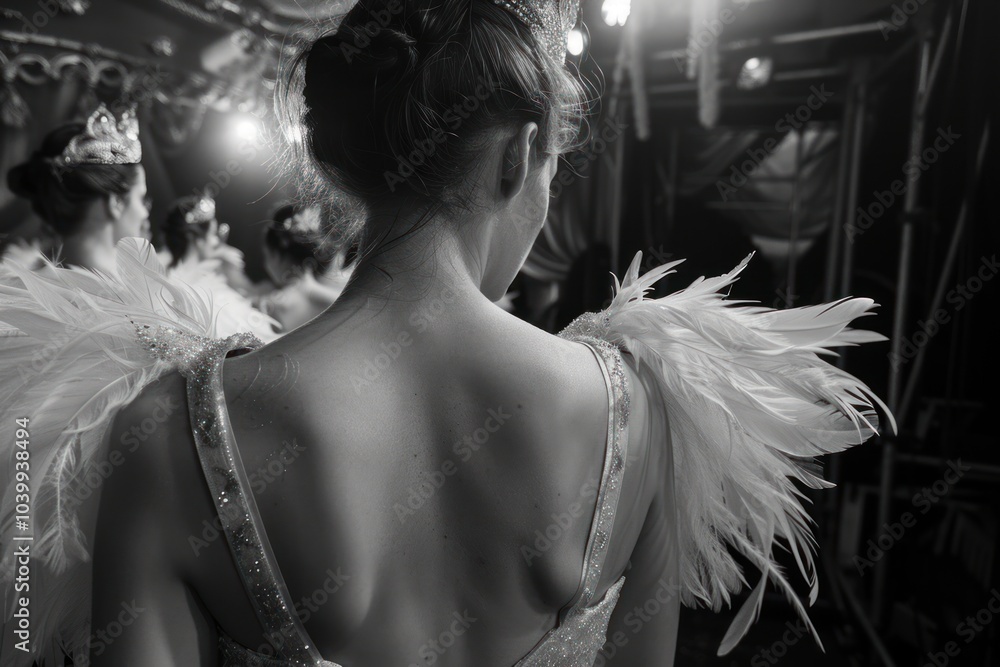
[160,328,631,667]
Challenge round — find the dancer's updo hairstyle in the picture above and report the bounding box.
[280,0,590,245]
[7,124,141,236]
[163,196,214,268]
[265,204,337,277]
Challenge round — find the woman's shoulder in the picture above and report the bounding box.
[444,306,618,453]
[100,370,204,537]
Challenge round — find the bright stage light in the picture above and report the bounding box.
[231,115,260,145]
[567,28,586,57]
[737,56,774,90]
[602,0,631,27]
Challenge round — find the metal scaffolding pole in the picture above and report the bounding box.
[821,73,864,536]
[838,81,867,300]
[822,79,857,303]
[897,123,989,427]
[872,31,936,624]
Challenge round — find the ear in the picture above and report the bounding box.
[499,122,540,200]
[106,193,126,220]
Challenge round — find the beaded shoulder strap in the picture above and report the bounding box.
[513,336,633,666]
[142,327,325,664]
[562,336,631,614]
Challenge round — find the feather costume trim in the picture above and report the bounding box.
[0,238,219,666]
[560,252,894,655]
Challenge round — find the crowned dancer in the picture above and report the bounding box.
[161,193,279,340]
[161,192,258,295]
[257,204,349,332]
[2,2,890,666]
[5,104,150,273]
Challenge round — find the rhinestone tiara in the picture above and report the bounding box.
[492,0,583,63]
[58,103,142,166]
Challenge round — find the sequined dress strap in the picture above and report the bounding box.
[566,338,631,609]
[178,332,328,665]
[513,336,631,666]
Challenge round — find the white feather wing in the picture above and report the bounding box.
[560,252,894,655]
[0,238,218,666]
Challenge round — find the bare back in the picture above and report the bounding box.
[91,291,673,666]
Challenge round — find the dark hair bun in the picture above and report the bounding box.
[311,26,419,83]
[284,0,590,245]
[6,157,44,200]
[302,23,423,198]
[265,206,337,276]
[8,122,140,236]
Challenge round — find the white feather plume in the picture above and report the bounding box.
[560,251,894,655]
[0,238,219,666]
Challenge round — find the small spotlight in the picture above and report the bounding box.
[602,0,631,27]
[567,28,586,57]
[737,56,774,90]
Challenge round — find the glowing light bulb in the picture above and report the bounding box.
[602,0,631,27]
[737,56,774,90]
[567,29,585,57]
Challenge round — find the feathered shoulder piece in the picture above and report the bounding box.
[560,251,894,655]
[0,238,233,666]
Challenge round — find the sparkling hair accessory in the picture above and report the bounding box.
[283,206,322,234]
[183,194,216,225]
[493,0,583,63]
[57,103,142,166]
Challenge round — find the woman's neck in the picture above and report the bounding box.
[341,208,487,305]
[60,220,116,273]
